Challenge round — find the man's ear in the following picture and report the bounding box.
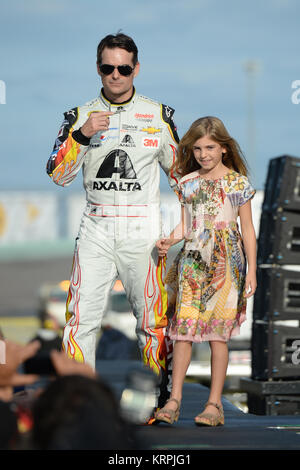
[96,62,101,77]
[134,62,140,78]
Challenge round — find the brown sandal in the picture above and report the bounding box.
[194,401,224,426]
[155,398,181,424]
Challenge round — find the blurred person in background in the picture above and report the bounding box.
[30,374,139,450]
[0,400,18,450]
[0,336,99,448]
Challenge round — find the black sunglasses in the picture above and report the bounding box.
[99,64,134,77]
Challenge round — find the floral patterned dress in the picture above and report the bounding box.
[166,169,255,343]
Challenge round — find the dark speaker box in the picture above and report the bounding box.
[262,155,300,213]
[253,266,300,321]
[257,210,300,265]
[247,393,300,415]
[240,377,300,415]
[251,321,300,380]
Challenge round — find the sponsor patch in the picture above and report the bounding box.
[53,108,78,150]
[161,104,180,143]
[120,134,136,148]
[92,181,142,191]
[135,113,154,122]
[121,124,138,132]
[142,137,160,148]
[89,128,119,148]
[140,127,162,135]
[96,150,137,179]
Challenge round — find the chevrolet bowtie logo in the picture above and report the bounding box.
[141,127,161,135]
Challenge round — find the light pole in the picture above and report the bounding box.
[244,60,260,185]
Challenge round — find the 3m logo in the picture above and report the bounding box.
[142,138,160,148]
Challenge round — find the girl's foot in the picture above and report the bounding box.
[194,401,224,426]
[155,398,181,424]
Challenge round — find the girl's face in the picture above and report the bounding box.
[192,135,226,172]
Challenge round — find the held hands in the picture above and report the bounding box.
[244,272,257,298]
[156,238,172,258]
[80,111,114,138]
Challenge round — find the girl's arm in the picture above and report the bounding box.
[239,200,257,298]
[156,205,186,257]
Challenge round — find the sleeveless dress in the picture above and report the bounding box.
[166,169,255,343]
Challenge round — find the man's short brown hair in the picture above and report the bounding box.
[97,33,138,66]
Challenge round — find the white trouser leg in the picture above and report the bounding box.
[62,236,117,368]
[116,238,173,405]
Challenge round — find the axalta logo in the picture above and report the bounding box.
[142,138,160,148]
[93,181,141,191]
[141,127,161,135]
[93,150,141,191]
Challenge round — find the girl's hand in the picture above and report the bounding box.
[244,272,257,298]
[156,238,172,257]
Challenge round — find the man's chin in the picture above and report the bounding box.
[104,86,133,103]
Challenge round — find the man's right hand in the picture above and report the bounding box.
[156,238,172,257]
[80,111,114,138]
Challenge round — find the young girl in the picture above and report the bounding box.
[155,116,257,426]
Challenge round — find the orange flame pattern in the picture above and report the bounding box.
[62,248,84,363]
[52,132,81,185]
[142,256,170,376]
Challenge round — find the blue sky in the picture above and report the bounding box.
[0,0,299,192]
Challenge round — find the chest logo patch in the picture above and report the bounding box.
[119,134,136,148]
[96,149,137,179]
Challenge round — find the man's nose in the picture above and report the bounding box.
[111,68,120,79]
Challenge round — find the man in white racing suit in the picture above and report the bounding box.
[46,34,179,411]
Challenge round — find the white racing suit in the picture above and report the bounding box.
[47,88,179,407]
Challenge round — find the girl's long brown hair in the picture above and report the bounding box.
[173,116,249,177]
